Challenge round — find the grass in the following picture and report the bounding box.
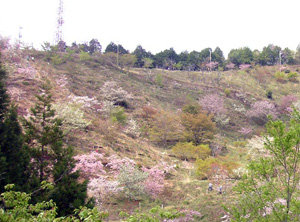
[4,48,300,221]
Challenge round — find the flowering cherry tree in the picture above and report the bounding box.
[88,176,121,204]
[206,62,219,71]
[142,167,164,198]
[226,63,235,70]
[239,64,251,70]
[106,155,136,172]
[246,100,278,125]
[279,94,298,114]
[199,94,226,115]
[73,151,106,177]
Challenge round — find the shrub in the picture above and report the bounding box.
[101,81,132,108]
[172,142,211,160]
[274,71,287,83]
[110,106,127,125]
[224,88,231,97]
[195,157,220,179]
[266,90,273,99]
[287,72,298,82]
[124,119,140,138]
[214,113,230,127]
[155,74,164,87]
[53,102,91,134]
[117,165,148,200]
[51,54,63,65]
[79,51,90,61]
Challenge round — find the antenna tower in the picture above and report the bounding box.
[55,0,64,44]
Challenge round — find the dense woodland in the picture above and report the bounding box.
[1,36,300,221]
[56,39,300,70]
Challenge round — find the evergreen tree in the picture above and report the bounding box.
[0,53,30,192]
[0,105,30,192]
[22,84,93,216]
[0,53,9,120]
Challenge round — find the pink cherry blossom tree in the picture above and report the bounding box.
[199,94,226,115]
[279,95,298,114]
[206,62,219,71]
[246,100,278,125]
[73,151,106,178]
[239,64,251,70]
[142,167,164,198]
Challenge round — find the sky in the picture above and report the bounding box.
[1,0,300,57]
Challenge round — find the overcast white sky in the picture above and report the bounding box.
[1,0,300,56]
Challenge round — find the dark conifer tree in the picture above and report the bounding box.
[0,54,9,188]
[22,84,93,215]
[0,105,30,192]
[0,54,30,192]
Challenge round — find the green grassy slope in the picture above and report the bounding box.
[3,48,300,221]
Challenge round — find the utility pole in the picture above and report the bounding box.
[279,51,282,66]
[117,42,119,67]
[209,48,212,71]
[279,51,282,72]
[18,26,23,47]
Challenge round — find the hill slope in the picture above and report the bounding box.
[2,47,300,221]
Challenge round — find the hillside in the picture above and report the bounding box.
[2,46,300,221]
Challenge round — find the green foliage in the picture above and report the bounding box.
[180,111,216,145]
[117,165,148,200]
[228,47,253,66]
[142,57,153,69]
[120,54,137,70]
[51,170,92,216]
[120,206,183,222]
[258,44,281,66]
[155,74,164,87]
[228,109,300,221]
[287,71,298,82]
[73,206,108,222]
[105,42,128,54]
[51,54,63,65]
[172,142,211,160]
[182,104,201,115]
[195,157,220,179]
[111,106,127,125]
[0,59,30,192]
[53,102,90,135]
[0,57,9,120]
[224,88,231,97]
[266,90,273,99]
[149,110,181,147]
[22,85,91,216]
[0,184,58,221]
[79,51,90,61]
[274,71,287,82]
[0,104,30,192]
[0,184,107,221]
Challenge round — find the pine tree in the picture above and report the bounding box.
[0,56,9,120]
[0,105,30,192]
[22,84,93,215]
[0,54,8,185]
[0,54,30,192]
